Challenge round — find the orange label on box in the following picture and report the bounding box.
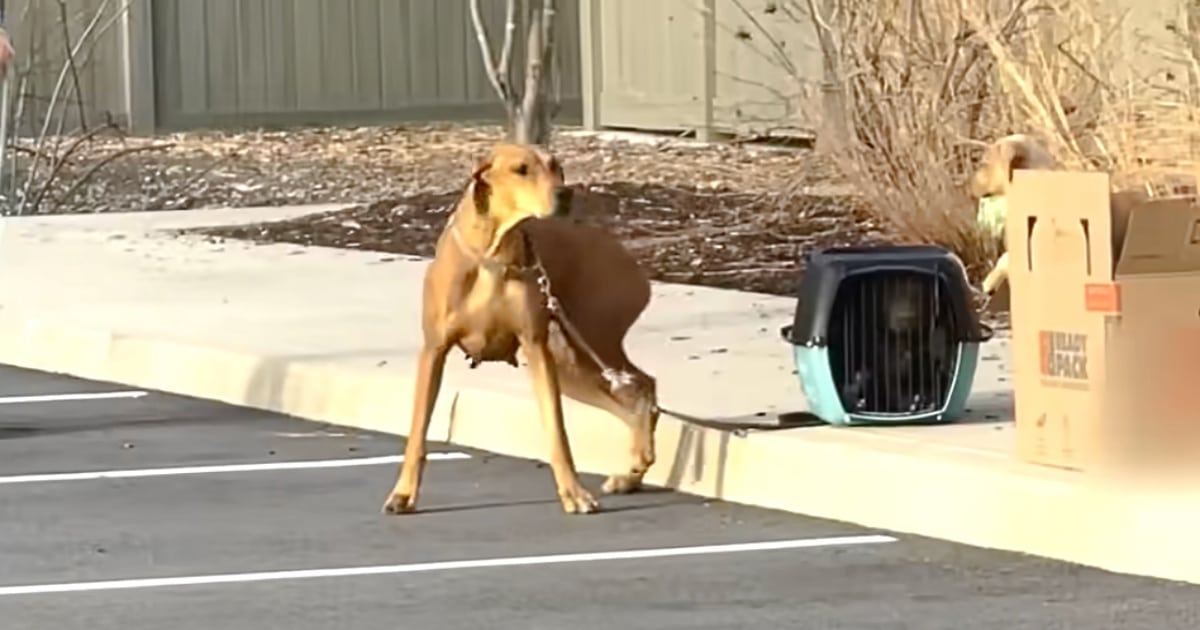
[1084,283,1120,312]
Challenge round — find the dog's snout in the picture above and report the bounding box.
[552,187,573,217]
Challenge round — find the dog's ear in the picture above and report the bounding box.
[470,155,492,214]
[971,137,1024,198]
[1005,145,1025,183]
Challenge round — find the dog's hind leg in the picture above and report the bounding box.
[556,366,658,495]
[524,340,601,514]
[382,341,449,515]
[604,371,658,495]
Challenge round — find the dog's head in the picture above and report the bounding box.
[969,134,1057,200]
[468,143,572,228]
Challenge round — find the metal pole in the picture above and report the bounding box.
[0,0,11,216]
[0,0,9,255]
[698,0,715,142]
[578,0,599,130]
[0,63,11,212]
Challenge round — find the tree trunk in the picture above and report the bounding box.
[509,0,555,145]
[469,0,555,146]
[808,0,846,155]
[510,99,550,145]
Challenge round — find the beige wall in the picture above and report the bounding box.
[581,0,823,138]
[580,0,1200,139]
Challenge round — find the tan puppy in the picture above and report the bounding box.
[381,143,659,516]
[971,134,1153,295]
[970,134,1059,296]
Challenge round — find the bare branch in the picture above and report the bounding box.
[146,152,236,211]
[22,0,116,213]
[25,122,118,214]
[468,0,510,104]
[56,0,89,132]
[54,142,175,212]
[539,0,556,66]
[517,10,542,141]
[497,0,518,91]
[731,0,799,78]
[517,0,556,140]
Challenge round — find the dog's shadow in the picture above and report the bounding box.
[0,413,249,440]
[407,486,703,516]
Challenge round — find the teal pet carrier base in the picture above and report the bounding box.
[781,245,991,427]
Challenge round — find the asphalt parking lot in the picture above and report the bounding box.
[0,364,1196,629]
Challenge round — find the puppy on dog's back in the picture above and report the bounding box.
[970,133,1059,200]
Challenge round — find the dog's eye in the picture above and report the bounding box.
[513,164,529,176]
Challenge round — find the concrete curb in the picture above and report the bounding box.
[1,313,1198,585]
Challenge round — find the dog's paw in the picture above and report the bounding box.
[559,485,601,515]
[381,492,418,515]
[602,473,644,495]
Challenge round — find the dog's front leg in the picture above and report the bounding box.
[382,341,449,515]
[525,341,600,514]
[982,251,1009,295]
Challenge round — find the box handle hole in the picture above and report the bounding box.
[1080,218,1092,276]
[1025,216,1038,270]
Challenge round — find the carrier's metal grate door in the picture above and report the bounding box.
[827,271,960,416]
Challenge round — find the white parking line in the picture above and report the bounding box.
[0,534,897,596]
[0,452,471,485]
[0,390,149,405]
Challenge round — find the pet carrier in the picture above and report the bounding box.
[781,245,991,426]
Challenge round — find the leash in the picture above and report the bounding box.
[447,220,780,436]
[444,218,633,389]
[449,220,1008,433]
[521,232,815,436]
[526,249,636,392]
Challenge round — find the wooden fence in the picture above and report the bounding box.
[5,0,582,135]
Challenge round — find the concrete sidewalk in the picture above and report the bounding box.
[0,206,1196,585]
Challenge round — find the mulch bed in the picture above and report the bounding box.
[11,122,1002,323]
[5,123,843,215]
[193,181,889,297]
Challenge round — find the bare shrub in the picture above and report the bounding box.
[0,0,179,216]
[973,1,1200,189]
[741,0,1200,280]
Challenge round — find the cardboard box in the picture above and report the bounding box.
[1006,170,1200,472]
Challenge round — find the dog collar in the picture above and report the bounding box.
[446,223,539,279]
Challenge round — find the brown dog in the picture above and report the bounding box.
[381,143,659,516]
